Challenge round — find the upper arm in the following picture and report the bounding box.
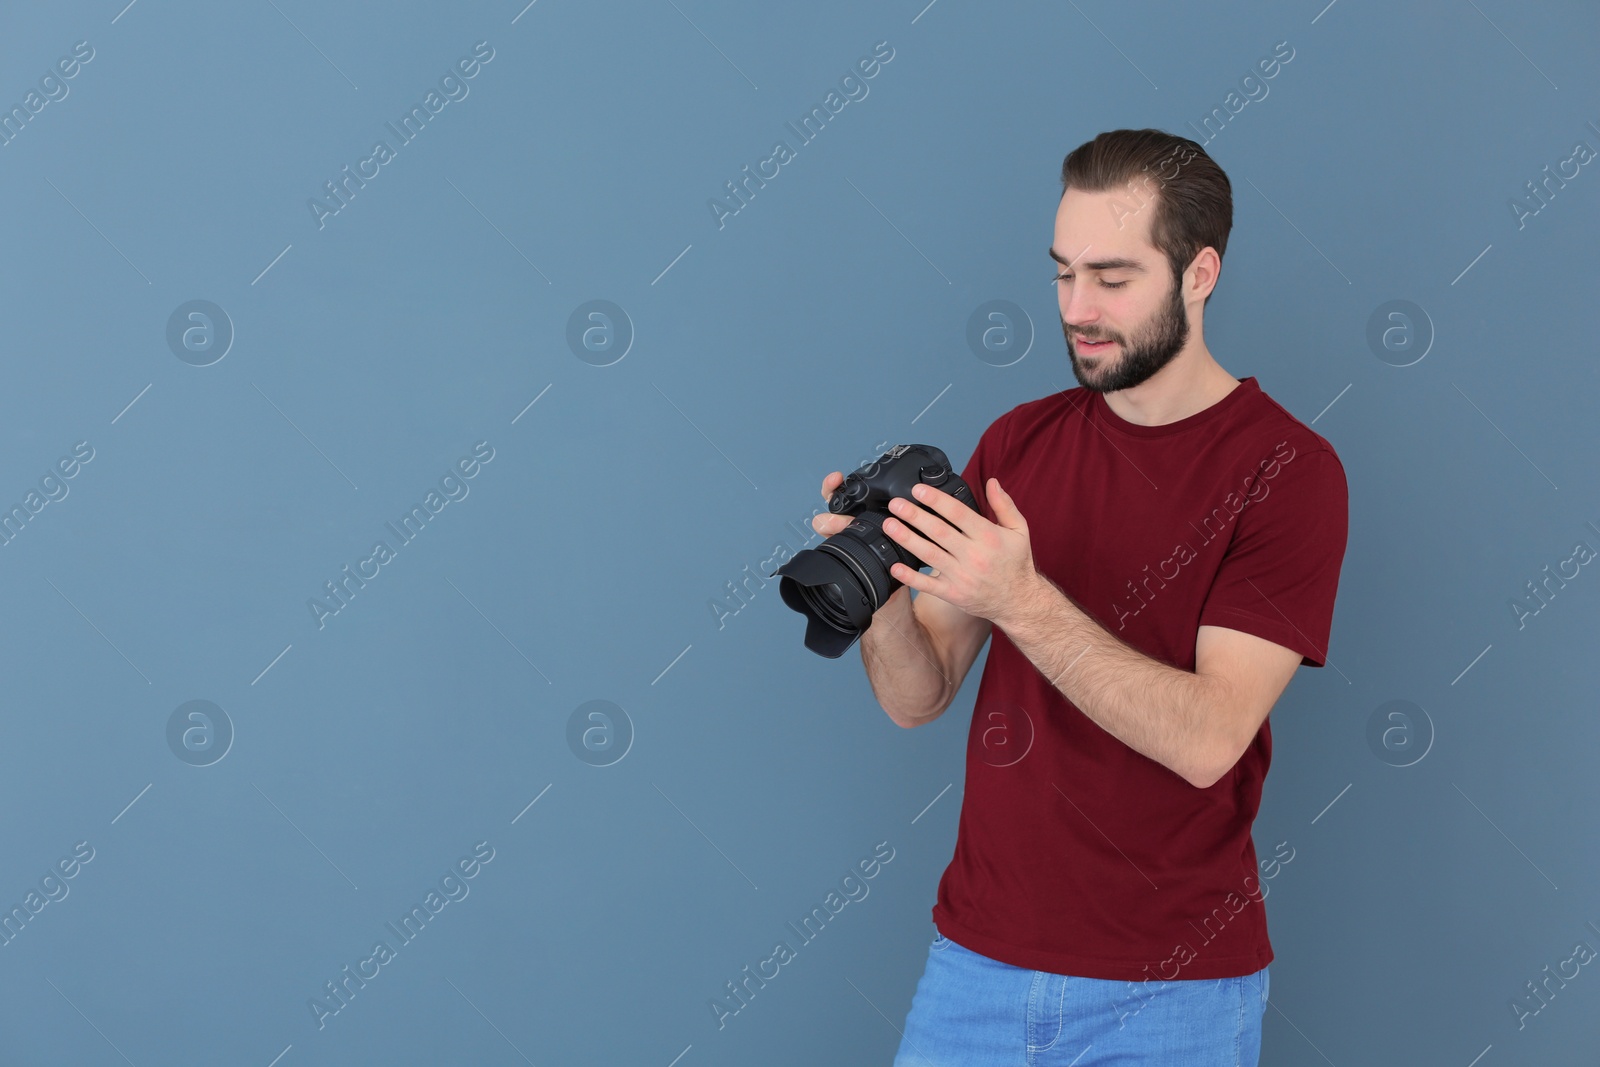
[1189,443,1348,785]
[1197,446,1348,669]
[911,588,992,722]
[1192,624,1303,786]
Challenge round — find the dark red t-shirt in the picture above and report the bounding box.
[930,375,1348,982]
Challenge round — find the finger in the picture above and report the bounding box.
[812,511,851,536]
[820,471,843,503]
[889,560,935,593]
[887,495,963,553]
[986,477,1027,530]
[883,506,956,571]
[907,482,981,533]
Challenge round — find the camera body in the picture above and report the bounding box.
[774,444,977,658]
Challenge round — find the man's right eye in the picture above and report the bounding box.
[1054,273,1127,289]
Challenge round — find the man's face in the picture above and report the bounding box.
[1051,186,1192,395]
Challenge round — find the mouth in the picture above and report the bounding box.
[1075,336,1116,353]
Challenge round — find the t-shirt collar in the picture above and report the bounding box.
[1089,376,1259,438]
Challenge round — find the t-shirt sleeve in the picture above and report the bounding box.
[1198,446,1349,667]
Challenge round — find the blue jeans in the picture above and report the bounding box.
[892,930,1269,1066]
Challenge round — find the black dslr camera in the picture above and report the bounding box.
[774,444,977,658]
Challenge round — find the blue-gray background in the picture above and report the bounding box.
[0,1,1595,1064]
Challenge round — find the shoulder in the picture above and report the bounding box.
[981,389,1090,449]
[1223,385,1349,531]
[1239,380,1346,480]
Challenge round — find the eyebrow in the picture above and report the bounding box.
[1048,246,1148,273]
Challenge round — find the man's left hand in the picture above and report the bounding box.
[881,477,1042,626]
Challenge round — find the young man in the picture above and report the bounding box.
[816,129,1348,1064]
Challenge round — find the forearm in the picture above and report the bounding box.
[859,587,953,727]
[997,574,1224,785]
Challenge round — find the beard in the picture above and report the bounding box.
[1061,269,1190,394]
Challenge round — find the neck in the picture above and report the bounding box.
[1102,347,1239,427]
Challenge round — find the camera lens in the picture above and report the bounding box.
[801,583,852,629]
[775,519,904,658]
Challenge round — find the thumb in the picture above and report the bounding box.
[988,477,1026,528]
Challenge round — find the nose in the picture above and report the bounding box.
[1057,279,1102,333]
